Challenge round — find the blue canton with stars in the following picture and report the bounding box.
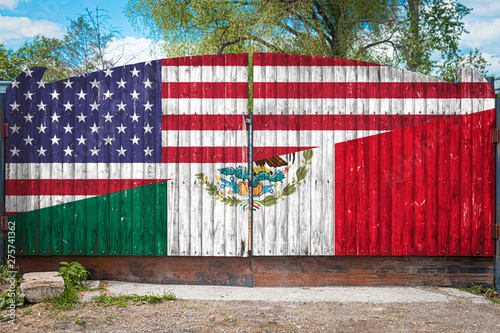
[5,61,162,163]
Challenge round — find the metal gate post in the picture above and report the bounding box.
[487,77,500,292]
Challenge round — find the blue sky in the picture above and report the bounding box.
[1,0,499,76]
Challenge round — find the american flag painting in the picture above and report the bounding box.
[4,52,496,258]
[5,54,249,256]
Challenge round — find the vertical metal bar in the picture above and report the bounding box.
[487,77,500,292]
[0,92,5,266]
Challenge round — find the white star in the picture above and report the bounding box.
[144,123,153,134]
[103,112,114,122]
[37,80,46,89]
[63,123,74,133]
[24,113,33,122]
[130,135,140,145]
[10,101,20,111]
[90,78,99,88]
[117,79,127,88]
[50,113,61,122]
[130,67,140,77]
[50,135,61,145]
[144,146,153,156]
[63,101,73,111]
[143,101,154,111]
[90,101,100,111]
[10,124,20,134]
[77,112,87,122]
[37,124,47,134]
[23,135,34,145]
[103,90,113,99]
[37,146,47,156]
[64,146,74,156]
[77,89,86,100]
[37,101,47,111]
[90,146,100,156]
[145,60,152,66]
[143,78,153,88]
[130,90,140,100]
[10,146,20,157]
[50,90,60,100]
[24,68,33,77]
[116,123,127,133]
[64,79,73,89]
[130,112,140,122]
[104,68,113,77]
[90,123,100,133]
[24,90,34,100]
[116,146,127,156]
[77,135,87,145]
[117,101,127,111]
[10,79,20,89]
[103,135,115,145]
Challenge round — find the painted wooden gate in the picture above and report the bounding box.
[3,53,496,258]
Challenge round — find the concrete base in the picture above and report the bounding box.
[20,271,65,303]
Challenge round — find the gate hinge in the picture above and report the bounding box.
[493,128,500,143]
[0,216,8,232]
[493,224,500,239]
[1,123,8,138]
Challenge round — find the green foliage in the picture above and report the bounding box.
[255,195,279,207]
[281,183,296,197]
[457,283,500,304]
[124,0,399,60]
[303,149,314,162]
[220,196,244,207]
[296,166,309,182]
[0,265,25,310]
[438,48,490,83]
[57,261,90,287]
[91,292,177,307]
[75,318,85,325]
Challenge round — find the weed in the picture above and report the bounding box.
[457,283,500,304]
[23,309,32,316]
[47,262,90,310]
[0,265,25,309]
[91,291,177,307]
[75,318,85,325]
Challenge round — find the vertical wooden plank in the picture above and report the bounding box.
[379,66,393,256]
[483,106,495,256]
[391,68,404,256]
[459,69,473,256]
[368,66,380,256]
[472,71,484,256]
[437,80,450,256]
[414,74,426,255]
[449,83,461,256]
[402,71,415,256]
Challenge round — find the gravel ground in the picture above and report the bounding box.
[1,286,500,332]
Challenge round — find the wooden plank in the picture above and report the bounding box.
[449,100,461,256]
[15,255,494,287]
[483,108,495,256]
[414,75,426,255]
[437,83,450,256]
[425,83,438,256]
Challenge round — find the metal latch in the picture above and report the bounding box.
[493,224,500,239]
[0,216,8,232]
[1,123,8,138]
[493,128,500,143]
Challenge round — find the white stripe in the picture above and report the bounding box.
[252,130,387,147]
[162,130,246,147]
[6,195,92,213]
[162,66,248,83]
[6,163,168,180]
[162,99,248,115]
[253,98,495,115]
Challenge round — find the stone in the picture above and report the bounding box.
[20,271,65,303]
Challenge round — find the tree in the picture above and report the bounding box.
[61,7,122,75]
[124,0,400,60]
[437,48,490,83]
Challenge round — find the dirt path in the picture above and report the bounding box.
[2,287,500,332]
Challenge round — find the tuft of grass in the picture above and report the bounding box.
[75,318,85,325]
[457,283,500,304]
[46,262,90,310]
[91,291,177,307]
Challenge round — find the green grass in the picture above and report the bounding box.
[457,283,500,304]
[91,292,177,307]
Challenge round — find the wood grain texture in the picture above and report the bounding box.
[16,256,493,287]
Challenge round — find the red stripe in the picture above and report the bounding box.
[162,115,246,131]
[5,179,168,196]
[162,82,248,99]
[162,53,248,66]
[252,114,456,131]
[161,146,314,163]
[253,82,493,99]
[253,53,381,67]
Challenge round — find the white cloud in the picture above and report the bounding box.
[482,52,500,77]
[462,0,500,18]
[105,37,163,66]
[0,14,64,45]
[0,0,28,11]
[461,18,500,50]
